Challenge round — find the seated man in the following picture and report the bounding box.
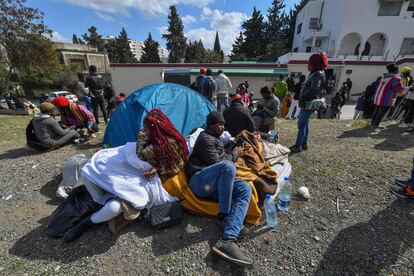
[32,102,80,149]
[53,96,98,138]
[223,94,255,137]
[185,111,253,266]
[252,86,280,132]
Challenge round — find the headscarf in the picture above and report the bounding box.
[308,52,328,72]
[143,109,188,172]
[53,96,70,108]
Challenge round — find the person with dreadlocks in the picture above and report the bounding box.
[63,109,182,243]
[136,109,188,181]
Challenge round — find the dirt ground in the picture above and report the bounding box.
[0,115,413,275]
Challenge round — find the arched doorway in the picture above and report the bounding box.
[338,33,362,56]
[366,33,387,56]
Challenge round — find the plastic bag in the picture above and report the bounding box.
[56,154,89,198]
[47,186,99,238]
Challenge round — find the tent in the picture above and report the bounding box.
[103,83,215,147]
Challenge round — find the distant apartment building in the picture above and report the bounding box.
[129,39,167,62]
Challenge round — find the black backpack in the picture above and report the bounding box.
[202,78,214,101]
[26,119,49,151]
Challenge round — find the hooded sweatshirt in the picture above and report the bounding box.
[215,73,232,98]
[32,113,71,146]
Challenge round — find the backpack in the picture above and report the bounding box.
[202,78,214,100]
[26,119,49,151]
[87,74,104,98]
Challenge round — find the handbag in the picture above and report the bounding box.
[150,201,182,229]
[305,99,327,112]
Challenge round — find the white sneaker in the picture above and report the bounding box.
[399,123,408,128]
[56,186,69,198]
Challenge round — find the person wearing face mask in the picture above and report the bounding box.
[185,111,254,267]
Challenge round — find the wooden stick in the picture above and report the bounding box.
[336,198,340,214]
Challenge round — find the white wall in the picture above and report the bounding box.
[110,67,165,95]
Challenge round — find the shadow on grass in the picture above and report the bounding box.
[316,200,414,274]
[337,124,414,151]
[0,147,43,160]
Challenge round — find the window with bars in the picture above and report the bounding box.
[309,18,319,29]
[400,38,414,55]
[378,1,403,16]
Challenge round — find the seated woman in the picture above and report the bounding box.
[53,96,98,138]
[32,102,80,150]
[63,109,188,242]
[252,86,280,132]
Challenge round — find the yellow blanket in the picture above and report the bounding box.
[162,141,274,225]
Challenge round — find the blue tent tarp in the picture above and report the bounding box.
[103,83,215,147]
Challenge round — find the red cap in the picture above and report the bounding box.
[53,96,70,108]
[200,67,206,74]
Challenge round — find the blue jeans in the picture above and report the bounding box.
[217,97,229,111]
[295,109,314,147]
[189,161,252,240]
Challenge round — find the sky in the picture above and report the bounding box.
[27,0,299,54]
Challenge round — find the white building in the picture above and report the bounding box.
[279,0,414,98]
[129,39,167,62]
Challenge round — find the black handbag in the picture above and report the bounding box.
[150,201,182,229]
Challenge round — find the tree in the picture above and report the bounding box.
[242,7,266,60]
[82,26,105,51]
[72,33,79,44]
[140,33,161,63]
[116,28,138,63]
[162,5,187,63]
[213,31,224,62]
[204,49,223,63]
[0,0,52,97]
[185,40,206,63]
[230,32,247,61]
[286,0,309,49]
[265,0,286,44]
[104,38,119,63]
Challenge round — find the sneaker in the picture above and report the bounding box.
[405,128,414,133]
[301,144,308,151]
[399,123,408,128]
[212,239,254,267]
[395,179,412,188]
[289,145,301,154]
[390,185,414,199]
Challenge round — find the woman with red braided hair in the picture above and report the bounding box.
[136,109,188,181]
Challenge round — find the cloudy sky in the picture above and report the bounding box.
[28,0,298,54]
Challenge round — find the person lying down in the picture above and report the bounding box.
[63,109,189,242]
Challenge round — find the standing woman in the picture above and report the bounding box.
[290,52,328,153]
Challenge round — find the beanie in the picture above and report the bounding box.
[206,111,225,126]
[53,96,70,108]
[40,102,56,114]
[200,67,206,74]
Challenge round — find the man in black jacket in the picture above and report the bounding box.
[223,94,255,137]
[185,111,253,266]
[85,65,107,125]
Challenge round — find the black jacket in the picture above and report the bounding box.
[223,102,255,137]
[185,129,237,179]
[85,73,104,98]
[293,81,304,100]
[299,70,326,108]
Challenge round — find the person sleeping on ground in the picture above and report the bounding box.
[63,109,188,243]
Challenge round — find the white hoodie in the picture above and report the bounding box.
[215,73,232,97]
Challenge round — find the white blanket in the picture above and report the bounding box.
[81,142,177,209]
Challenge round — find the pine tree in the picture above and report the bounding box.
[104,38,119,63]
[116,28,138,63]
[162,5,187,63]
[82,26,105,51]
[286,0,309,48]
[72,34,79,44]
[230,32,246,61]
[140,32,161,63]
[265,0,286,43]
[213,31,224,62]
[242,7,266,60]
[185,40,206,63]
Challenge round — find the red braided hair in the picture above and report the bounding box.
[144,109,188,169]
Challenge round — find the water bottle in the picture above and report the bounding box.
[278,176,292,212]
[264,194,278,228]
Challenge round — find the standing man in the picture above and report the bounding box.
[85,65,107,125]
[223,94,255,137]
[200,68,216,103]
[104,81,116,116]
[371,63,403,128]
[345,78,353,101]
[215,69,232,111]
[185,111,253,266]
[195,68,206,94]
[76,73,92,111]
[286,75,306,119]
[273,74,288,103]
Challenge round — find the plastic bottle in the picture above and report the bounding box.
[264,194,278,228]
[278,176,292,212]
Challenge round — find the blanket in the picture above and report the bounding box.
[81,142,177,209]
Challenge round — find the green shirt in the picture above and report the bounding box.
[273,80,288,99]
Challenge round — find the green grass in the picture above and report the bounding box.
[0,115,32,150]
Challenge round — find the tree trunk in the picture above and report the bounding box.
[0,66,13,99]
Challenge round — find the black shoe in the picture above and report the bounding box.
[301,144,308,150]
[212,239,254,267]
[405,128,414,133]
[390,185,414,200]
[63,215,93,243]
[289,145,301,154]
[395,179,412,188]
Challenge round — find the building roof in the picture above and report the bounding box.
[189,68,288,77]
